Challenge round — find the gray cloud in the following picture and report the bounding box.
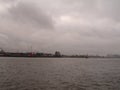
[8,1,54,29]
[0,0,120,55]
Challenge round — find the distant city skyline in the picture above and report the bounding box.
[0,0,120,55]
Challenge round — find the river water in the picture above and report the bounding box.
[0,57,120,90]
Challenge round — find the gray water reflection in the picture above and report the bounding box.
[0,57,120,90]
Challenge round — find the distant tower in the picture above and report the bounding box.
[55,51,61,57]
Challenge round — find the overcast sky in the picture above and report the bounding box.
[0,0,120,55]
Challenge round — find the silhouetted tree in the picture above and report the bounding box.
[55,51,61,57]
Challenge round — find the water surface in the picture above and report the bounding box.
[0,57,120,90]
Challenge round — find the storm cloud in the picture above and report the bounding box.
[0,0,120,55]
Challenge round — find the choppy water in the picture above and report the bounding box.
[0,57,120,90]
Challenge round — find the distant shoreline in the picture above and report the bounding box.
[0,56,119,58]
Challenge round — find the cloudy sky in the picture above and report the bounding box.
[0,0,120,55]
